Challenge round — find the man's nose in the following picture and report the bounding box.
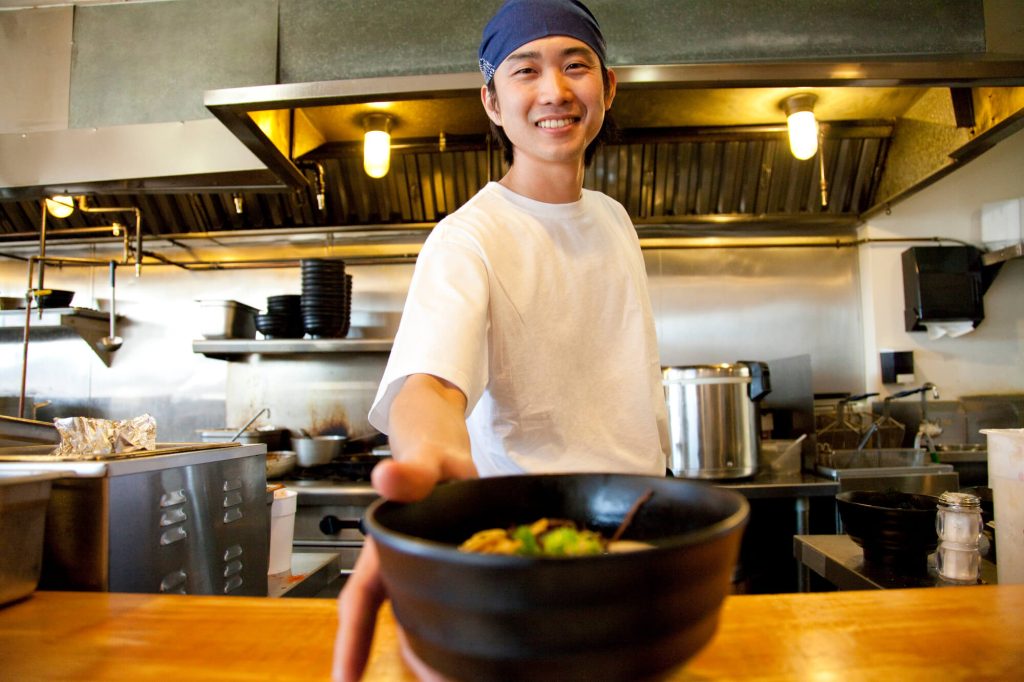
[537,69,571,104]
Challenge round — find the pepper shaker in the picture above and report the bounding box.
[935,491,983,583]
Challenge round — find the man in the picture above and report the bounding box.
[334,1,668,679]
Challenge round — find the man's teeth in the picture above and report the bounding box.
[536,119,574,129]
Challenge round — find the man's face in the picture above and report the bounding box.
[481,35,616,170]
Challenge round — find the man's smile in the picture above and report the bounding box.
[536,117,579,129]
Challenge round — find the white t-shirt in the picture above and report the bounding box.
[369,182,668,477]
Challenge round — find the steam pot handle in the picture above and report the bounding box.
[739,360,771,402]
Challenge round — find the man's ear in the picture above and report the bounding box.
[481,84,503,127]
[604,68,617,111]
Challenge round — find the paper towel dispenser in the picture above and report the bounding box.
[902,246,988,332]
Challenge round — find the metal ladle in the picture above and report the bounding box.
[231,407,271,442]
[100,261,123,351]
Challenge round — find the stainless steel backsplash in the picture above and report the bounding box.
[0,245,864,440]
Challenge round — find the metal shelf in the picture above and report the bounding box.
[981,240,1024,266]
[193,337,393,359]
[0,307,116,367]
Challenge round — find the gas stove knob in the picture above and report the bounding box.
[320,515,346,535]
[319,515,362,536]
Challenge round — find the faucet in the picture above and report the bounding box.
[31,400,51,421]
[890,383,942,457]
[856,422,878,451]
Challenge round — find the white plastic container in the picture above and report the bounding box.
[760,435,806,475]
[268,488,297,575]
[983,428,1024,584]
[981,197,1023,250]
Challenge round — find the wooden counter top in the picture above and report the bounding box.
[1,586,1022,681]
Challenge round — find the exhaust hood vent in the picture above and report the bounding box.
[0,131,887,239]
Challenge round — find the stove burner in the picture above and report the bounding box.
[290,454,388,482]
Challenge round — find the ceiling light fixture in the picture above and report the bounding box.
[363,113,393,179]
[781,93,819,161]
[44,195,76,219]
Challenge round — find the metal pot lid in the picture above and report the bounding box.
[662,363,753,381]
[938,491,981,509]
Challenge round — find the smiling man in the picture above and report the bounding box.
[334,2,669,679]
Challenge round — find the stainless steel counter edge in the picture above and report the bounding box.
[0,443,266,477]
[282,480,379,506]
[714,472,840,499]
[282,473,839,504]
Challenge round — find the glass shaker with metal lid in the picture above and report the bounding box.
[935,491,983,583]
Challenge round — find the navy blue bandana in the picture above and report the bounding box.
[478,0,607,83]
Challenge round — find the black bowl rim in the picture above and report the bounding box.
[365,473,750,567]
[836,490,940,512]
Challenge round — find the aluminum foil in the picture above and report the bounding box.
[52,414,157,458]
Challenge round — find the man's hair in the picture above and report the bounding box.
[485,66,619,168]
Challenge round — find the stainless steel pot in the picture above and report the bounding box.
[294,435,346,467]
[200,427,286,451]
[663,361,771,479]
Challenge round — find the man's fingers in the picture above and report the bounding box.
[441,454,478,482]
[333,538,387,682]
[372,455,479,503]
[371,458,441,502]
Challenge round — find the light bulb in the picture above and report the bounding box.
[782,93,819,161]
[363,130,391,178]
[45,195,75,218]
[786,110,819,161]
[363,113,393,179]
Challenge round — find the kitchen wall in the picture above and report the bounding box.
[859,126,1024,401]
[0,0,1000,189]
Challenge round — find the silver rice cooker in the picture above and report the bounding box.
[662,361,771,479]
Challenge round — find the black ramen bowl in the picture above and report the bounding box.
[365,473,749,682]
[836,490,940,574]
[32,288,74,308]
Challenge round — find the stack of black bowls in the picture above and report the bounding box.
[341,273,352,338]
[301,259,350,338]
[255,294,304,339]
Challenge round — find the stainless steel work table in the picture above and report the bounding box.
[268,551,346,599]
[715,471,839,592]
[794,533,998,591]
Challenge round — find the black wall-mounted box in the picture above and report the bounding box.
[880,350,914,384]
[902,246,985,332]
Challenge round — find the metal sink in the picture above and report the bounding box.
[816,448,956,481]
[932,444,987,463]
[819,448,941,469]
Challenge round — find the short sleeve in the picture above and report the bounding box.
[368,235,490,434]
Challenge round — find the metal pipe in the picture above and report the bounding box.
[75,198,143,275]
[818,126,829,207]
[34,226,125,236]
[37,203,47,292]
[19,257,36,418]
[17,251,141,416]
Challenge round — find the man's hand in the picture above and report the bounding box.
[333,374,477,681]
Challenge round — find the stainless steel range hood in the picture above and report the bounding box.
[2,57,1023,241]
[196,57,1024,237]
[204,58,1024,189]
